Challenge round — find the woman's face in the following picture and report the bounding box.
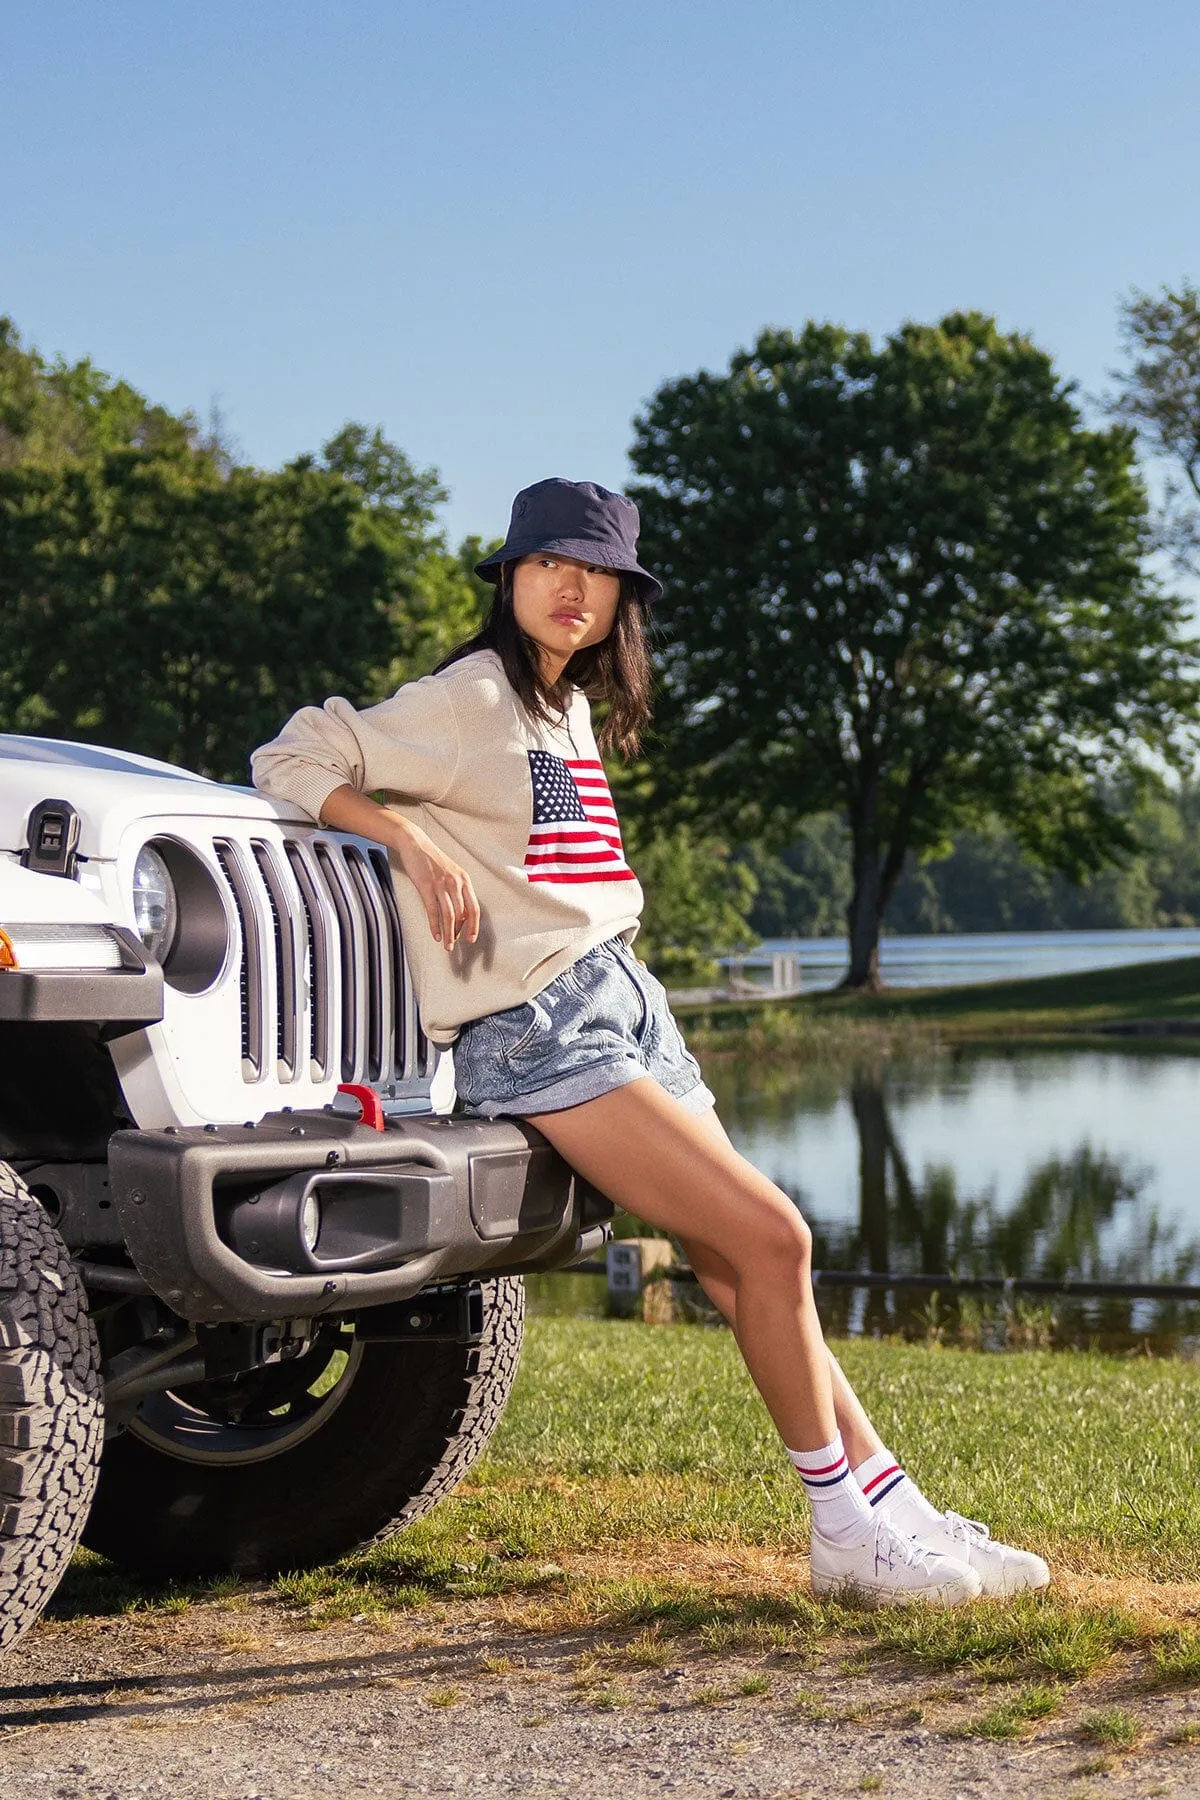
[510,553,622,681]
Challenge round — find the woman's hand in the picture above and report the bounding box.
[389,817,481,950]
[316,784,480,951]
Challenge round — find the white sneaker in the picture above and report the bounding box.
[810,1515,983,1608]
[917,1510,1051,1597]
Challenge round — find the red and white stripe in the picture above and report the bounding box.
[524,758,637,885]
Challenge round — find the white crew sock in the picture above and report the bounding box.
[852,1447,946,1537]
[787,1432,874,1545]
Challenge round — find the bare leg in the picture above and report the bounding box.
[522,1076,836,1450]
[675,1105,886,1469]
[530,1083,1001,1603]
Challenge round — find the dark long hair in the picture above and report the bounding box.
[432,562,654,759]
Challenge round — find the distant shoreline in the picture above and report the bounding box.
[672,953,1200,1057]
[708,925,1200,999]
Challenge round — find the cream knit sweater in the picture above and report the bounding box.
[250,648,644,1047]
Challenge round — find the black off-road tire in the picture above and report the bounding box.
[0,1160,103,1651]
[83,1277,524,1579]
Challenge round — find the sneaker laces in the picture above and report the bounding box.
[943,1510,991,1544]
[874,1518,932,1572]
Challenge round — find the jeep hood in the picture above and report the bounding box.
[0,735,310,859]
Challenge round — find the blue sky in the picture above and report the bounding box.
[3,1,1196,546]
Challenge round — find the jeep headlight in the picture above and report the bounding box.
[132,845,179,963]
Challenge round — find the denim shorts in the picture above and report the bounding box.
[452,934,717,1119]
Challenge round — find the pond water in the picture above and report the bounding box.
[529,1042,1200,1352]
[728,927,1200,992]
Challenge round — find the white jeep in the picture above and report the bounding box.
[0,735,612,1649]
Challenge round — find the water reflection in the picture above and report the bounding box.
[526,1046,1200,1351]
[745,1057,1200,1352]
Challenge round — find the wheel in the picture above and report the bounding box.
[0,1160,104,1650]
[83,1277,524,1578]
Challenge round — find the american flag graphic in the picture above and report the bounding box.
[524,750,637,885]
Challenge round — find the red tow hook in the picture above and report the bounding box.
[336,1083,386,1131]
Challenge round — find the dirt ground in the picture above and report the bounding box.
[2,1548,1199,1800]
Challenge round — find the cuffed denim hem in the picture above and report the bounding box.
[452,933,716,1122]
[459,1061,717,1120]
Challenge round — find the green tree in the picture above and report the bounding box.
[318,421,447,533]
[309,426,488,694]
[0,314,216,469]
[0,320,484,778]
[0,446,397,778]
[737,819,850,939]
[606,757,760,979]
[740,782,1200,938]
[886,816,1164,933]
[1112,280,1200,574]
[623,820,759,983]
[631,313,1200,989]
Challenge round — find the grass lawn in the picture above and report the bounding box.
[439,1319,1200,1580]
[674,953,1200,1056]
[56,1318,1200,1684]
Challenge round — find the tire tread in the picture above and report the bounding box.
[0,1161,103,1651]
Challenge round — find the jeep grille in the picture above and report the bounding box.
[212,832,434,1087]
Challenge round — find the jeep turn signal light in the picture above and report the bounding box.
[0,928,17,970]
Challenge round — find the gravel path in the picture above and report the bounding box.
[2,1565,1200,1799]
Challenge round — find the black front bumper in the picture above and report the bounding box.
[108,1108,614,1324]
[0,929,163,1033]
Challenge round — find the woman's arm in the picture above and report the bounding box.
[251,679,460,834]
[252,679,475,951]
[317,783,480,952]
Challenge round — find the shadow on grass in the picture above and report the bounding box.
[51,1543,1156,1685]
[47,1537,573,1629]
[46,1550,244,1622]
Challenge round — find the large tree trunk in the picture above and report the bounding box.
[839,779,911,993]
[839,796,886,992]
[842,876,884,991]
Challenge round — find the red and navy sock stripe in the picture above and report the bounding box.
[796,1450,851,1490]
[861,1462,906,1507]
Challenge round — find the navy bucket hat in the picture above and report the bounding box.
[474,478,663,604]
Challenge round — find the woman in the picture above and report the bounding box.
[251,477,1049,1606]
